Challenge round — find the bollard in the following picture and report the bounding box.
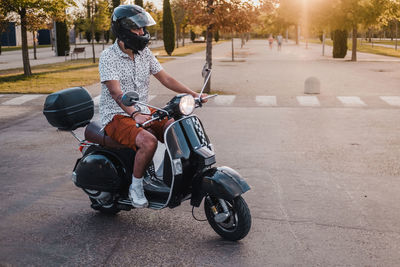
[304,77,321,94]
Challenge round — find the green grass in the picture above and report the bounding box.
[151,41,213,57]
[306,38,400,58]
[0,59,100,94]
[363,40,399,46]
[0,42,207,94]
[2,44,52,52]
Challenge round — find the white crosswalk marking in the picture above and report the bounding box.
[337,96,366,106]
[256,96,277,106]
[213,95,235,105]
[3,94,400,108]
[2,94,44,105]
[296,96,320,106]
[93,95,100,106]
[380,96,400,106]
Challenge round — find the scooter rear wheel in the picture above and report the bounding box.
[89,197,121,215]
[204,196,251,241]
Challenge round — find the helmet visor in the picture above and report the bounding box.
[119,12,156,30]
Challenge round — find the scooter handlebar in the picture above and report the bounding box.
[195,94,218,107]
[135,111,168,128]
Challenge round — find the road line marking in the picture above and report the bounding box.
[337,96,366,106]
[93,95,100,106]
[255,96,277,106]
[296,96,320,106]
[2,94,44,105]
[380,96,400,106]
[213,95,235,105]
[148,95,156,101]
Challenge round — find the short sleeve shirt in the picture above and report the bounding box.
[99,41,163,126]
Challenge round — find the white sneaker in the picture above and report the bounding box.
[129,182,148,208]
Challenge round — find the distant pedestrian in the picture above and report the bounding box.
[268,35,274,49]
[277,34,283,51]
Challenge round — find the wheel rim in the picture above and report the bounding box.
[212,200,239,233]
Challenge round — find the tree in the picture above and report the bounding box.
[184,0,255,91]
[218,0,254,61]
[84,0,110,63]
[378,0,400,50]
[26,10,50,59]
[144,2,162,40]
[94,0,111,49]
[163,0,175,55]
[332,29,348,58]
[275,0,302,45]
[0,0,73,76]
[313,0,387,61]
[56,20,69,56]
[172,0,187,47]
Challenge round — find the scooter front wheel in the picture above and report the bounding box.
[204,196,251,241]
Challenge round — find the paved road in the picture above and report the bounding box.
[1,40,400,266]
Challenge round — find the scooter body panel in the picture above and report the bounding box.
[73,146,134,194]
[191,166,251,207]
[161,115,215,208]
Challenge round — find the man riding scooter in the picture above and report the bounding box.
[99,4,207,208]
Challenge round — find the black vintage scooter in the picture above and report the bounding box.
[43,71,251,241]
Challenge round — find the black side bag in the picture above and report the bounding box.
[43,87,94,131]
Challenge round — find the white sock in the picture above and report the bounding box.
[131,176,143,187]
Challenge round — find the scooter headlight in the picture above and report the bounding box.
[179,95,195,115]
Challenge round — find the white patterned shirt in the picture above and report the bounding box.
[99,41,162,126]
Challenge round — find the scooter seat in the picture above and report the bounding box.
[84,121,126,149]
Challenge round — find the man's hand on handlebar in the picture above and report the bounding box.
[134,113,152,127]
[199,93,208,103]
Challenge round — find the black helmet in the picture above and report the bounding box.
[111,5,156,54]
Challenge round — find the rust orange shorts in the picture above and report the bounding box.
[104,109,169,151]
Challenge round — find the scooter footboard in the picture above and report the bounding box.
[191,166,250,207]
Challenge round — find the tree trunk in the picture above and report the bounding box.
[102,31,105,50]
[176,25,179,48]
[295,24,299,45]
[231,33,234,62]
[204,0,213,94]
[20,8,32,76]
[182,27,185,47]
[33,31,37,60]
[91,18,95,63]
[285,28,288,42]
[351,26,357,61]
[322,31,325,56]
[204,25,212,93]
[394,20,398,50]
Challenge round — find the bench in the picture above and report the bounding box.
[70,47,86,60]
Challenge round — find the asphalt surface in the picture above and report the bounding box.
[1,40,400,266]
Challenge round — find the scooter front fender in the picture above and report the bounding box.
[191,166,250,207]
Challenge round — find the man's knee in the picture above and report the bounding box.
[136,130,158,152]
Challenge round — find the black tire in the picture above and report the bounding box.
[204,196,251,241]
[89,197,120,215]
